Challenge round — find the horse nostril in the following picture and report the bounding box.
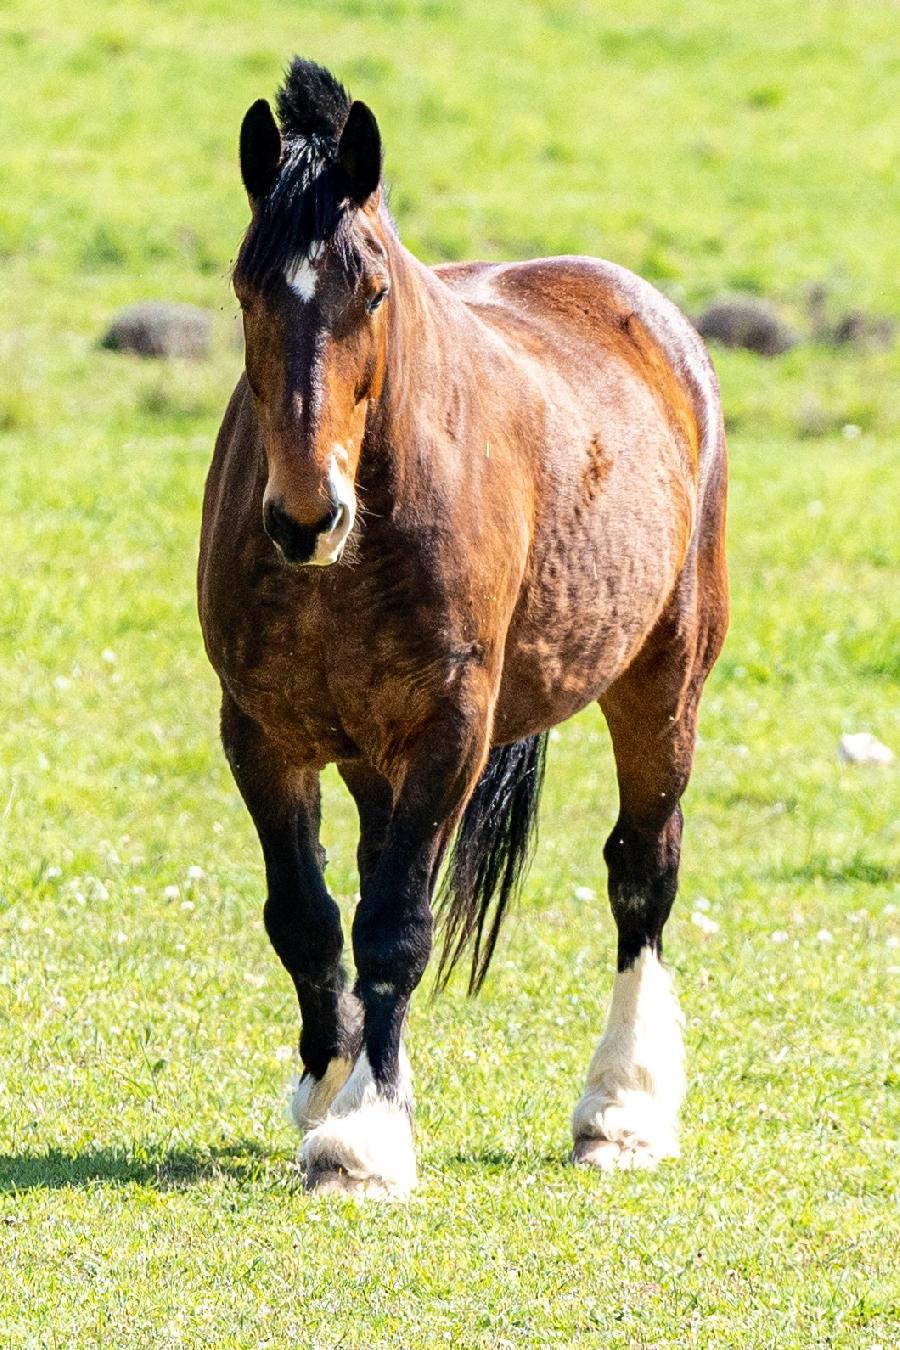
[263,501,282,539]
[263,501,297,548]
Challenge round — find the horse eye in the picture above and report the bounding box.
[366,288,389,314]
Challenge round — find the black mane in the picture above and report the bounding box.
[236,60,361,291]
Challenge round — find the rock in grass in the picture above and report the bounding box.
[100,302,212,359]
[839,732,894,765]
[806,285,896,350]
[829,310,896,351]
[694,295,797,357]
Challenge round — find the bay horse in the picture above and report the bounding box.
[198,59,728,1198]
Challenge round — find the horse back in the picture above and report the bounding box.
[435,255,722,488]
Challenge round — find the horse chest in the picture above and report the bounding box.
[205,569,459,764]
[205,577,359,763]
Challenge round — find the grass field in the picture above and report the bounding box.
[1,1,898,1344]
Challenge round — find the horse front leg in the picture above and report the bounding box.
[220,698,359,1134]
[302,719,487,1198]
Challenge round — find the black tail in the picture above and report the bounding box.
[434,733,549,995]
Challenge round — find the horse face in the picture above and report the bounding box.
[234,97,386,567]
[235,218,389,566]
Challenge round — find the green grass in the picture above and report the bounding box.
[1,0,898,1344]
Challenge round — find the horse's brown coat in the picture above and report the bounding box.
[201,240,725,781]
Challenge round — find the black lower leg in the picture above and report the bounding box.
[260,822,355,1078]
[360,987,411,1091]
[352,827,435,1095]
[222,699,356,1079]
[603,807,682,971]
[347,717,487,1097]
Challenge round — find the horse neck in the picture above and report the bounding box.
[373,233,488,453]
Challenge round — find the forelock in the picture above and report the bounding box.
[237,144,338,287]
[275,58,352,141]
[236,60,370,291]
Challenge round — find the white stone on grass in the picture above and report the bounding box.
[839,733,893,764]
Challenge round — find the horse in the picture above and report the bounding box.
[198,58,729,1198]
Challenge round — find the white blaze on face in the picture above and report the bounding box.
[285,240,325,302]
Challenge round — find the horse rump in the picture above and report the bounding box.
[434,733,549,994]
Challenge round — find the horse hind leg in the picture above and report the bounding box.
[572,565,727,1171]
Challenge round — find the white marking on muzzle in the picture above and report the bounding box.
[310,456,357,566]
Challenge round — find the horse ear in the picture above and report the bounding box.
[240,99,282,202]
[338,101,382,204]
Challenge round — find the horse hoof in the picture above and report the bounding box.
[299,1049,417,1199]
[573,1135,669,1172]
[304,1160,405,1200]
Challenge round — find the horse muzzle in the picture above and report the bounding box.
[263,497,354,566]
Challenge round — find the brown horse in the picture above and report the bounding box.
[198,59,728,1198]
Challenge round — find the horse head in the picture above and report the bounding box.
[232,62,391,566]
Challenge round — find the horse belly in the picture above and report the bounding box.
[494,610,645,742]
[494,484,692,741]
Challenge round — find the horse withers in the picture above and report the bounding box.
[198,59,728,1198]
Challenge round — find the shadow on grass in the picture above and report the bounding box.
[0,1140,291,1193]
[445,1148,570,1173]
[2,1145,577,1193]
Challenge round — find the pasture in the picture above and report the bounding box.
[1,0,897,1344]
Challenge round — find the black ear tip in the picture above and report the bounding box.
[242,98,277,137]
[349,101,382,155]
[349,99,378,130]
